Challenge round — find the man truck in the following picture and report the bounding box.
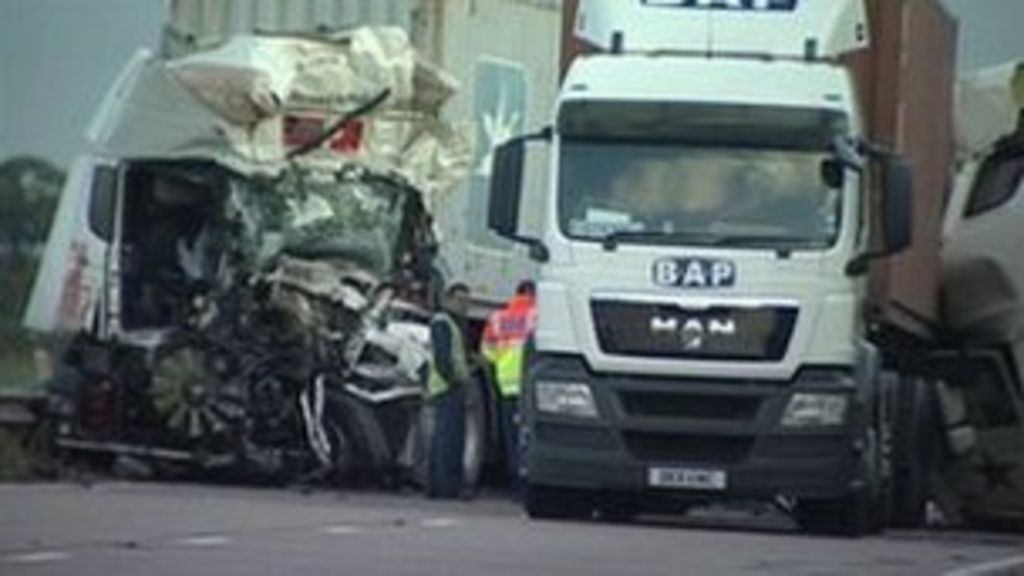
[488,0,959,535]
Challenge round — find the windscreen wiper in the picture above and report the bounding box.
[601,230,824,255]
[600,230,723,251]
[709,235,825,248]
[708,235,828,259]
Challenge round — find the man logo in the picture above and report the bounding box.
[653,258,736,289]
[680,318,706,350]
[649,314,738,351]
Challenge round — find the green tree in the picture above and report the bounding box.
[0,156,64,386]
[0,156,64,258]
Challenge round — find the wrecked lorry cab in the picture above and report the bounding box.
[934,60,1024,527]
[23,28,473,482]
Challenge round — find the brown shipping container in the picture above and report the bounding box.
[848,0,957,340]
[560,0,957,340]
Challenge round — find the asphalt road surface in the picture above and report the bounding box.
[1,482,1022,576]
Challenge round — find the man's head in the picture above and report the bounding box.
[515,280,536,297]
[443,282,471,317]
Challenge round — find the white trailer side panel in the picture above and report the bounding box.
[426,0,560,310]
[164,0,417,55]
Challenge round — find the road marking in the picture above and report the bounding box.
[323,525,364,535]
[945,554,1024,576]
[175,535,234,547]
[420,517,460,529]
[4,551,72,564]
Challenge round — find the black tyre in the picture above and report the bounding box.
[462,380,488,492]
[596,493,640,523]
[524,484,594,520]
[889,377,938,528]
[795,494,871,537]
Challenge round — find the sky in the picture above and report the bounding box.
[0,0,163,169]
[1,0,1024,169]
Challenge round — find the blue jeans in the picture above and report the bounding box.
[500,396,522,491]
[427,388,465,499]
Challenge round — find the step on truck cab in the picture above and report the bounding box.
[488,0,953,535]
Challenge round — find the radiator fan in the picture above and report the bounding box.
[150,345,246,441]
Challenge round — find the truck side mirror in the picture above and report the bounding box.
[882,156,913,255]
[489,138,526,240]
[488,127,552,261]
[820,158,845,189]
[845,153,914,277]
[88,164,120,242]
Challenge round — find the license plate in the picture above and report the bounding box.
[648,467,727,490]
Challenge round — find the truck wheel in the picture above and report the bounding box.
[868,483,892,534]
[795,495,870,537]
[596,493,639,523]
[462,380,487,492]
[524,484,594,520]
[321,417,356,484]
[889,377,937,528]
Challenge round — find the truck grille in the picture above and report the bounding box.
[591,301,797,361]
[619,391,761,421]
[623,432,753,465]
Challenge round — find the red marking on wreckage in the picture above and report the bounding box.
[56,241,91,330]
[283,114,365,154]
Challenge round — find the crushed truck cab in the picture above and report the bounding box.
[24,27,474,484]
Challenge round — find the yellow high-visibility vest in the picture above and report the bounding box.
[428,312,469,398]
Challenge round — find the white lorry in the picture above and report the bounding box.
[23,27,474,483]
[488,0,960,534]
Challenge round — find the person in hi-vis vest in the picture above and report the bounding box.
[427,282,472,499]
[481,281,537,491]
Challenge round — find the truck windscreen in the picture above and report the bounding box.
[557,101,848,250]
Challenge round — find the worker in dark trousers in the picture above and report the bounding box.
[481,281,537,494]
[426,283,472,499]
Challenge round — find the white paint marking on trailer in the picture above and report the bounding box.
[4,551,72,564]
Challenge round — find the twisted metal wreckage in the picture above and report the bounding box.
[26,28,474,483]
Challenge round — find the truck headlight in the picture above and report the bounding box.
[781,393,848,428]
[535,381,598,418]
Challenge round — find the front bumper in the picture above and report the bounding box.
[524,354,867,500]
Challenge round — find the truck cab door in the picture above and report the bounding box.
[22,157,120,338]
[88,161,122,341]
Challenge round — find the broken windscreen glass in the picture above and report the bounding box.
[232,169,407,275]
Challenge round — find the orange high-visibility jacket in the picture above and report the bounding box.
[480,294,537,397]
